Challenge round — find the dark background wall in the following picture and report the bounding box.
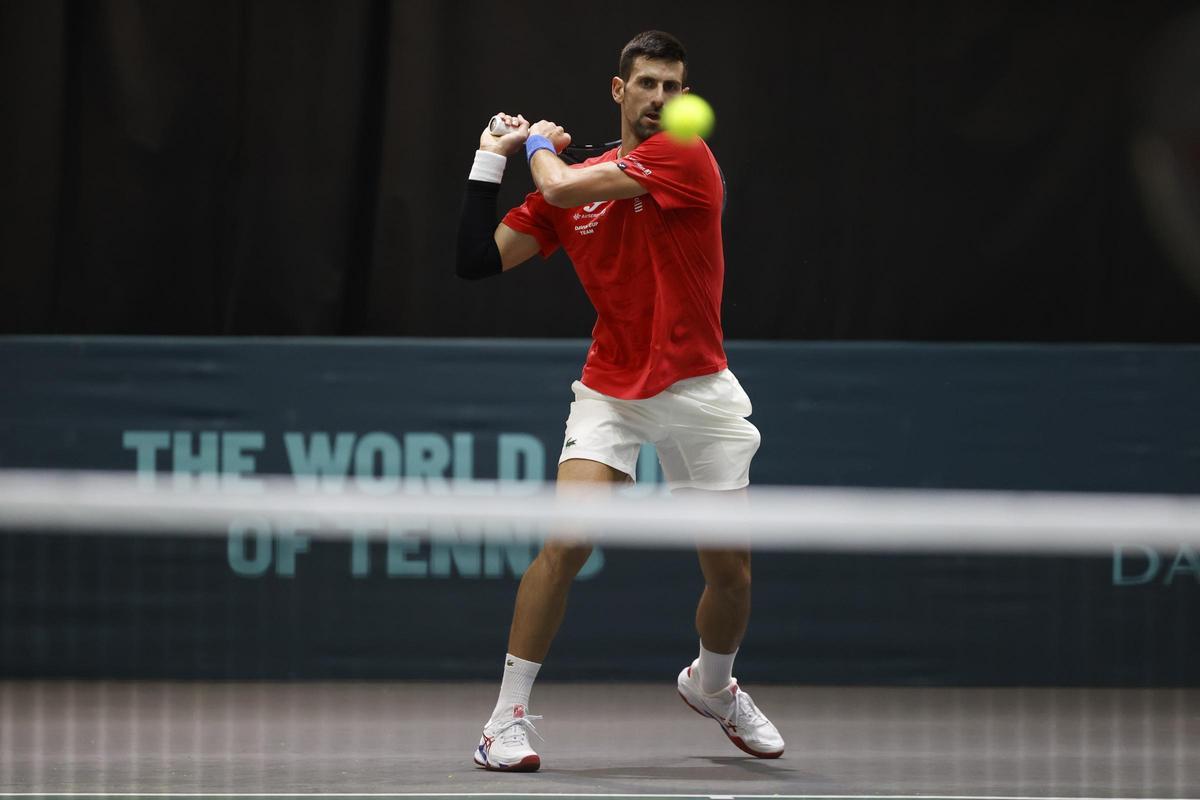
[2,0,1200,341]
[4,338,1197,682]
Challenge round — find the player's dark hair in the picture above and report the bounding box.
[619,30,688,83]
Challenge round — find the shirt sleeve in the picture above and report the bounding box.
[616,133,720,212]
[501,190,561,258]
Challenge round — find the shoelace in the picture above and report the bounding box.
[725,690,767,729]
[492,713,544,747]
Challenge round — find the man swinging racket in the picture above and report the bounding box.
[454,30,784,772]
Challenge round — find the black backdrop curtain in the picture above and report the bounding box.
[2,0,1199,340]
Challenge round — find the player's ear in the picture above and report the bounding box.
[612,76,624,103]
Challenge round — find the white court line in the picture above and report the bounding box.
[1,794,1197,800]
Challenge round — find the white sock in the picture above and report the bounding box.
[698,641,737,695]
[490,653,541,719]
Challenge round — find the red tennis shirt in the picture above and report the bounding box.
[502,133,728,400]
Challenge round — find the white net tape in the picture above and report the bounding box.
[0,470,1197,553]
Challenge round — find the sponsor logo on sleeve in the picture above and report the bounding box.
[617,158,652,176]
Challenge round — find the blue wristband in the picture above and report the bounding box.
[525,135,556,163]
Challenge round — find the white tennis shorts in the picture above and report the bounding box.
[558,369,761,491]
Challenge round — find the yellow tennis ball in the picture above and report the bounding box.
[661,94,714,142]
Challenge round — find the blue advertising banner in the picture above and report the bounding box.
[2,338,1198,684]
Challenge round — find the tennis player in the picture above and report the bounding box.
[455,30,783,771]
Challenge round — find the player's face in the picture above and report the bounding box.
[616,57,686,142]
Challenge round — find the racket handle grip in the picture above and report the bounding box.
[488,114,520,136]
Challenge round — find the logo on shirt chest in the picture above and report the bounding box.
[572,200,613,236]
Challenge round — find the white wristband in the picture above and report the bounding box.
[469,150,507,183]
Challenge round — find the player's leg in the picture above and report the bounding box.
[655,369,784,757]
[690,491,751,658]
[675,490,782,758]
[475,458,627,772]
[474,382,644,772]
[507,457,627,662]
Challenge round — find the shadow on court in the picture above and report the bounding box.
[542,754,810,784]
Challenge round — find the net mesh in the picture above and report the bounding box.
[1,471,1198,798]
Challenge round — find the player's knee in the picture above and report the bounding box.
[539,540,593,581]
[703,553,751,592]
[713,565,751,593]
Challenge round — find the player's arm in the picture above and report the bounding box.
[493,223,540,270]
[526,120,646,208]
[456,114,544,279]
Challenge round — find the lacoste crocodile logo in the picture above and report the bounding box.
[564,438,577,448]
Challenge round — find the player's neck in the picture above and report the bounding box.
[618,134,643,159]
[617,117,642,158]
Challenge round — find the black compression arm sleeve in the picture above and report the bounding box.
[455,180,503,280]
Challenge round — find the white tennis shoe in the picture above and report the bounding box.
[677,659,785,758]
[473,703,542,772]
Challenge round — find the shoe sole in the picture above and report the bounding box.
[677,687,784,759]
[473,753,541,772]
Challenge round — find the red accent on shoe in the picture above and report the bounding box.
[513,704,524,718]
[677,690,783,760]
[480,754,541,772]
[729,734,783,759]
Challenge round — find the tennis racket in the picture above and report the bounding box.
[489,114,619,165]
[488,114,726,209]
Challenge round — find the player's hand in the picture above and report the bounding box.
[479,113,529,157]
[529,120,572,152]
